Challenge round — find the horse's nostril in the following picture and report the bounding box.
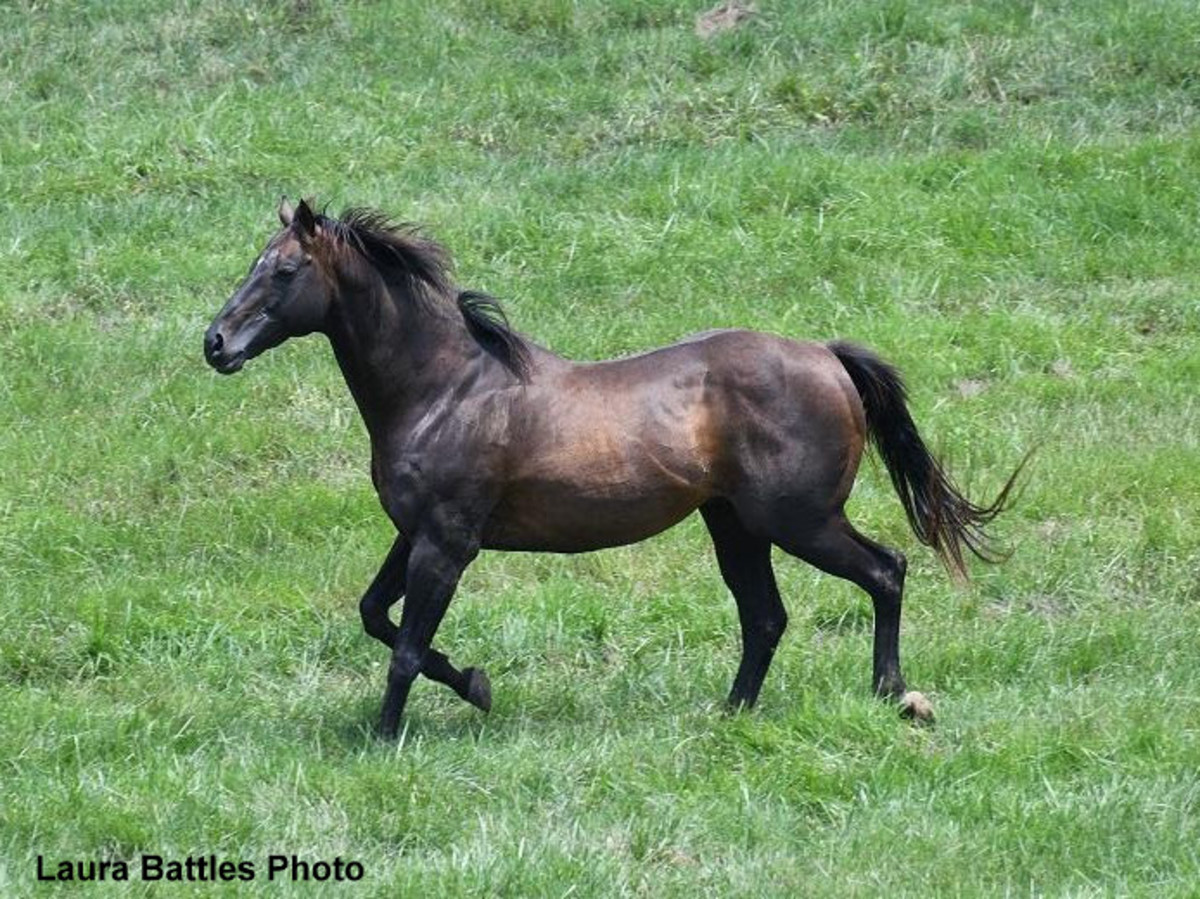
[205,330,224,359]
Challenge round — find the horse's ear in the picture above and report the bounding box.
[278,196,295,227]
[294,198,317,240]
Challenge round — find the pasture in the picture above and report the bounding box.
[1,0,1198,894]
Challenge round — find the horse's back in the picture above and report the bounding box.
[542,327,866,492]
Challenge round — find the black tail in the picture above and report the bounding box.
[828,341,1023,579]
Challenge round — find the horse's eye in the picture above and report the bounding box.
[274,263,298,279]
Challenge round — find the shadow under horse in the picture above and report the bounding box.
[204,199,1020,738]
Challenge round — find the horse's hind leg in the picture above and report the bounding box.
[700,499,787,710]
[359,534,490,712]
[770,513,909,701]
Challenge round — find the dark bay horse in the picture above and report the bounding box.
[204,199,1018,737]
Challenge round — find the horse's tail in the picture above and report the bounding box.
[828,340,1023,579]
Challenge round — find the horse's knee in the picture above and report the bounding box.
[359,594,378,626]
[360,595,394,644]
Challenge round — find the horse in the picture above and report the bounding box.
[204,198,1019,738]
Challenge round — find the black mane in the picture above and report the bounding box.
[319,207,532,381]
[456,290,533,383]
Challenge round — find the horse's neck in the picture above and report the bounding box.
[324,278,480,446]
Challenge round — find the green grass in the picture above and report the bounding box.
[2,0,1199,894]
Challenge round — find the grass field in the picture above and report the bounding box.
[2,0,1199,894]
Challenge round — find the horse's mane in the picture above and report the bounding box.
[318,207,532,381]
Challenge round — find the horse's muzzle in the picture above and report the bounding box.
[204,327,245,374]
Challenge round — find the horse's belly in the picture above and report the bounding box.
[485,371,720,551]
[482,476,705,552]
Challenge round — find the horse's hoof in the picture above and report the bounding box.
[899,690,935,725]
[464,667,492,713]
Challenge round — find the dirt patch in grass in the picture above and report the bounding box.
[695,1,756,39]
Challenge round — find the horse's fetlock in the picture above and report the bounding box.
[874,670,907,699]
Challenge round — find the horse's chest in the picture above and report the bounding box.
[373,443,499,534]
[371,454,419,527]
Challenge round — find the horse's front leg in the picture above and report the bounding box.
[358,533,410,646]
[360,533,490,713]
[379,532,478,739]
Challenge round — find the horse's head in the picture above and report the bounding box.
[204,198,332,374]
